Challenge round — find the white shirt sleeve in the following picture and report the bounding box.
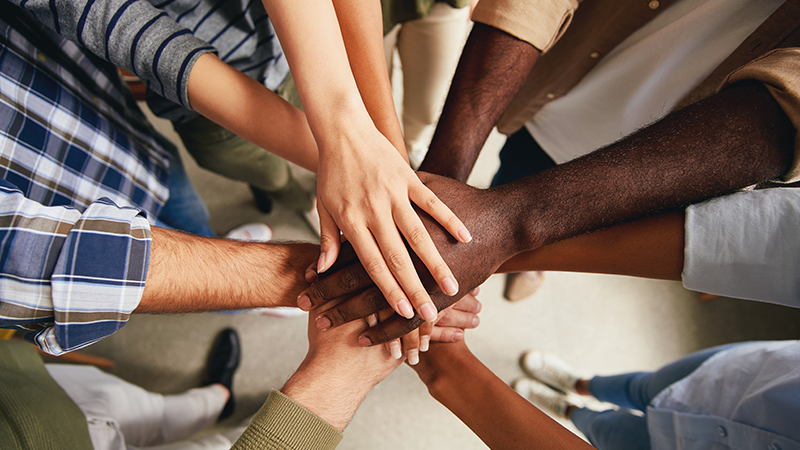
[682,187,800,306]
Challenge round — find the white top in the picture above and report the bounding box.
[524,0,784,164]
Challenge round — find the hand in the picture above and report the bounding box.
[315,124,472,325]
[405,287,482,365]
[298,173,518,345]
[281,297,403,432]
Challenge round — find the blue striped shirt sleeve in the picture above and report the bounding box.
[0,181,151,355]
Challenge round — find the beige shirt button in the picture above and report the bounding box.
[589,51,600,59]
[546,93,556,99]
[649,0,660,9]
[36,52,47,63]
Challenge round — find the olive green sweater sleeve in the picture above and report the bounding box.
[232,390,342,450]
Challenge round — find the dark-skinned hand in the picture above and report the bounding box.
[296,172,523,346]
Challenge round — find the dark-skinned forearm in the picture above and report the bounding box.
[416,343,592,450]
[419,23,540,181]
[498,83,794,255]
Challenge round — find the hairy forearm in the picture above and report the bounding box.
[416,344,591,450]
[500,211,686,280]
[187,54,319,172]
[504,83,794,254]
[138,227,318,313]
[420,23,540,181]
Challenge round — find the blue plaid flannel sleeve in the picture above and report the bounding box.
[0,180,151,355]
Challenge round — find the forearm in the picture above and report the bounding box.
[187,54,319,172]
[263,0,371,153]
[507,83,794,254]
[416,344,591,450]
[499,211,686,281]
[138,227,318,313]
[333,0,406,156]
[420,23,540,181]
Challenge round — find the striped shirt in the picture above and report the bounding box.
[13,0,289,123]
[0,5,170,355]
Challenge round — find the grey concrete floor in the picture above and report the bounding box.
[72,107,800,449]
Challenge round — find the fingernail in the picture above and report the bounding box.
[397,299,414,319]
[453,330,464,342]
[420,303,438,322]
[407,349,419,366]
[317,252,327,273]
[389,341,402,359]
[420,335,430,352]
[458,226,472,243]
[472,316,480,328]
[305,269,318,283]
[297,295,311,311]
[366,313,378,328]
[358,335,372,347]
[475,301,482,313]
[315,315,332,330]
[441,277,459,296]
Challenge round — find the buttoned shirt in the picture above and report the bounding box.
[0,5,169,355]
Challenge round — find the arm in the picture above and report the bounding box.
[300,82,795,344]
[138,227,318,313]
[419,22,540,181]
[232,298,403,449]
[412,340,593,450]
[262,0,470,324]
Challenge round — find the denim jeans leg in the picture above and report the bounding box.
[491,127,557,187]
[571,407,651,450]
[156,147,215,237]
[588,343,744,411]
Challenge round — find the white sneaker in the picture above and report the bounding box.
[225,223,273,242]
[512,377,570,418]
[520,350,581,394]
[246,306,307,318]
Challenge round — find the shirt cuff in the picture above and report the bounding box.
[233,390,343,450]
[471,0,577,52]
[721,48,800,182]
[682,188,800,307]
[36,198,151,355]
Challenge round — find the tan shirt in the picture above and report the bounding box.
[473,0,800,179]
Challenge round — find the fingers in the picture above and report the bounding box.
[313,286,388,330]
[347,221,433,321]
[409,178,471,244]
[401,329,420,365]
[298,263,373,311]
[357,313,426,347]
[418,321,433,352]
[435,307,480,331]
[429,326,466,343]
[393,201,460,302]
[316,198,341,273]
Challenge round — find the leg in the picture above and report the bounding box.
[395,3,470,168]
[45,364,227,447]
[586,343,743,411]
[157,143,216,237]
[173,115,313,213]
[570,407,651,450]
[491,127,556,187]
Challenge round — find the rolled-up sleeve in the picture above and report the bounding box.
[0,181,151,355]
[471,0,578,52]
[682,187,800,307]
[721,48,800,182]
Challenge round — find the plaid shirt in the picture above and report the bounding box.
[0,6,171,355]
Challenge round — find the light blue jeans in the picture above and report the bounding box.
[155,146,215,238]
[571,343,743,450]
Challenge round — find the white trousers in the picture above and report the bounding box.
[384,3,471,168]
[46,364,242,450]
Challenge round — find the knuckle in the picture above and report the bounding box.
[404,227,430,249]
[363,257,388,278]
[385,251,411,273]
[336,265,363,291]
